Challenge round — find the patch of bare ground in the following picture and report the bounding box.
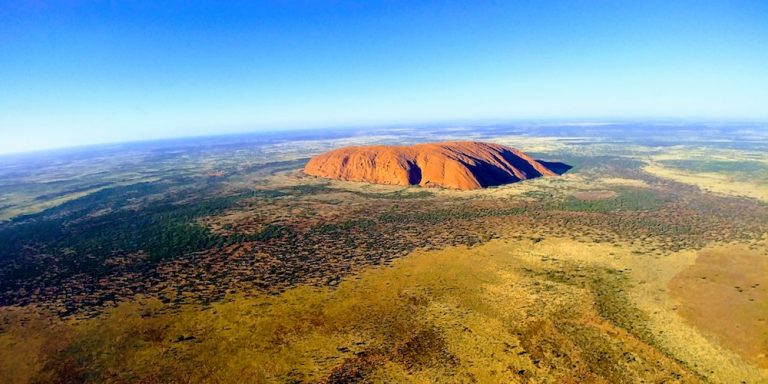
[527,237,768,383]
[670,243,768,369]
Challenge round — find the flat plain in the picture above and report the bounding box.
[0,123,766,383]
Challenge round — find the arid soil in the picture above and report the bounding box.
[669,243,768,369]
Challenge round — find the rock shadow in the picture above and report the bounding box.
[536,160,572,175]
[407,162,423,185]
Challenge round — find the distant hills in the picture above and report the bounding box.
[304,141,567,190]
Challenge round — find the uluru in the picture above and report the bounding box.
[304,141,568,190]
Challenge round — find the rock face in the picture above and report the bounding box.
[304,141,561,190]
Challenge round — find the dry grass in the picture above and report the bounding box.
[599,177,649,188]
[571,190,617,201]
[669,243,768,369]
[0,238,715,383]
[640,147,768,202]
[644,163,768,202]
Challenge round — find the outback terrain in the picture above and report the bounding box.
[0,123,766,383]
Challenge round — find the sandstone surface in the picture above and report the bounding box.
[304,141,561,190]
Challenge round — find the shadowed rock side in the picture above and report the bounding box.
[304,141,565,190]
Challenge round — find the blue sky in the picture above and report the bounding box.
[1,1,767,154]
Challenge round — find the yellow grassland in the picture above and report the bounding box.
[644,163,768,202]
[3,237,766,383]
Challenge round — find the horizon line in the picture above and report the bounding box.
[2,117,767,158]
